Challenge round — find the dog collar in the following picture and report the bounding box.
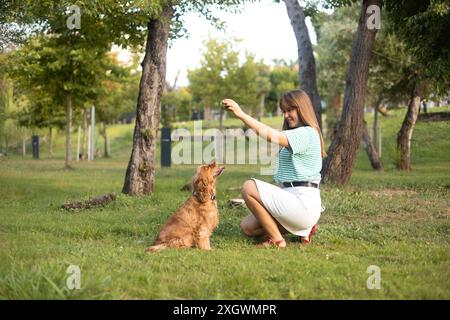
[192,191,216,201]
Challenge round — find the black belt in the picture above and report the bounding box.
[282,181,319,189]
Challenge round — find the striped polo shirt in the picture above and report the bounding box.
[274,126,322,184]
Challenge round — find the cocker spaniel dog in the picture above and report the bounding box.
[147,160,225,252]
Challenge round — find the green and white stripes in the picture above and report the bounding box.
[275,126,322,183]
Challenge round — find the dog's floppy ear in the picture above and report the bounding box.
[193,173,210,203]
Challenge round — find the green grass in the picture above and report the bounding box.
[0,107,449,299]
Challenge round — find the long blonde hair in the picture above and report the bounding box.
[279,90,327,158]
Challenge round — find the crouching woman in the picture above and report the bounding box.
[222,90,326,248]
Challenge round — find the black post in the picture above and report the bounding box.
[32,135,39,159]
[161,127,171,167]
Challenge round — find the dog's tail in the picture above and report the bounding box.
[146,243,167,253]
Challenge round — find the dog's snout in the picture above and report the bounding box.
[214,166,225,177]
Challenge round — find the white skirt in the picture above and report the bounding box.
[252,178,322,237]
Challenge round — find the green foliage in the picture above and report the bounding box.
[315,5,358,104]
[8,34,111,127]
[369,29,416,107]
[1,0,253,49]
[385,0,450,89]
[274,0,356,17]
[162,86,193,125]
[0,53,12,122]
[187,37,262,116]
[266,60,299,114]
[1,0,166,48]
[94,52,136,126]
[314,3,444,112]
[0,51,33,152]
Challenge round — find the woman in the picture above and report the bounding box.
[222,90,326,248]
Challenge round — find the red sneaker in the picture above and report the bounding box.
[300,224,318,244]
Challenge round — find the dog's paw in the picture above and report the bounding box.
[146,244,166,253]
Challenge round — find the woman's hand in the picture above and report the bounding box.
[223,98,289,147]
[222,99,245,119]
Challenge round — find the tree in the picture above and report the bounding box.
[316,4,385,170]
[367,26,415,171]
[9,35,109,168]
[95,52,131,158]
[315,5,358,140]
[322,0,382,185]
[254,63,271,120]
[162,86,193,123]
[123,1,251,195]
[395,81,425,170]
[234,54,266,118]
[361,120,382,170]
[267,60,299,116]
[0,51,15,154]
[161,70,181,128]
[188,38,235,124]
[188,37,261,127]
[282,0,322,129]
[3,0,165,171]
[4,0,250,193]
[15,92,66,158]
[122,2,174,195]
[385,0,450,170]
[2,0,155,166]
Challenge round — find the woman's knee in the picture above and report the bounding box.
[241,180,256,199]
[240,215,262,237]
[239,219,251,235]
[240,220,258,237]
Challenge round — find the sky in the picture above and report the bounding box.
[165,0,318,87]
[112,1,319,87]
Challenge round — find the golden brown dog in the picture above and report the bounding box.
[147,160,225,252]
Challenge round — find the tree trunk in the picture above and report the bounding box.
[22,137,26,157]
[283,0,322,129]
[101,122,110,158]
[65,94,72,169]
[362,120,383,170]
[48,127,53,159]
[326,93,342,141]
[122,2,173,195]
[396,81,425,170]
[82,108,88,160]
[77,126,81,161]
[372,98,383,151]
[322,0,381,185]
[373,102,378,148]
[219,104,224,131]
[204,107,211,120]
[4,135,8,155]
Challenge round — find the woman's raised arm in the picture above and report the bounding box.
[222,99,289,147]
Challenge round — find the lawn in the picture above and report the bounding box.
[0,107,449,299]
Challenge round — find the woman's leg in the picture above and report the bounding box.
[240,214,289,237]
[240,214,266,237]
[241,180,285,243]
